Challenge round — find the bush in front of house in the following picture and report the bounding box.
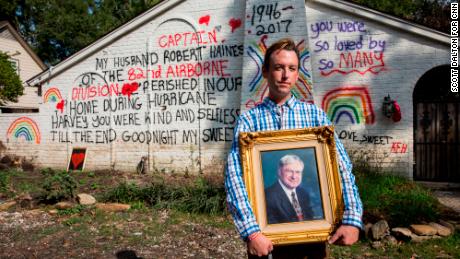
[355,169,440,227]
[102,177,226,215]
[41,168,78,203]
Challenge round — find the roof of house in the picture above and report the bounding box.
[0,21,47,70]
[27,0,450,86]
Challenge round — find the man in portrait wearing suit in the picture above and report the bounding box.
[265,154,313,224]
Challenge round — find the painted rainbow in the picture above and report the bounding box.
[7,117,41,144]
[322,86,375,125]
[43,87,62,103]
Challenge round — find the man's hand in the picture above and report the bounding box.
[247,233,273,257]
[328,225,360,246]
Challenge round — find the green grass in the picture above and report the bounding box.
[0,169,21,198]
[90,182,101,190]
[0,170,11,193]
[102,177,227,215]
[354,170,440,227]
[62,213,93,226]
[16,182,39,194]
[186,212,234,229]
[0,169,42,197]
[37,225,64,239]
[57,204,85,215]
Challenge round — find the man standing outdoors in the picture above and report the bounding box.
[224,38,363,258]
[265,154,316,224]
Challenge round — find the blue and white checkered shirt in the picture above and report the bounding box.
[224,96,363,240]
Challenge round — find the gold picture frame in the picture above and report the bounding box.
[239,126,343,245]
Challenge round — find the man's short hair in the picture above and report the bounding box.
[278,154,304,169]
[263,38,300,72]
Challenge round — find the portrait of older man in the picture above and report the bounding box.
[264,154,315,224]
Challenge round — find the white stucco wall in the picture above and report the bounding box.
[0,0,450,178]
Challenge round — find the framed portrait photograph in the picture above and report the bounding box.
[239,126,343,245]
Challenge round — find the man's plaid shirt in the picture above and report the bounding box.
[224,96,363,240]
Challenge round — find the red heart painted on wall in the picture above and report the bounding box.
[229,18,241,33]
[199,15,210,26]
[122,82,139,99]
[71,153,85,169]
[56,100,64,113]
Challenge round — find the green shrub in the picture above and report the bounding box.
[0,169,20,197]
[41,170,78,202]
[350,149,440,226]
[355,170,440,227]
[0,171,11,194]
[102,177,226,215]
[41,167,56,176]
[57,204,85,215]
[102,182,143,203]
[173,178,226,215]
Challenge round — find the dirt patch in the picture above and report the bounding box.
[0,208,245,258]
[0,169,243,258]
[0,210,54,230]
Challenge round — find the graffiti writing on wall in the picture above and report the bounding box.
[6,117,41,144]
[322,86,375,125]
[310,20,386,76]
[390,142,408,153]
[47,15,243,146]
[338,130,393,145]
[247,3,293,36]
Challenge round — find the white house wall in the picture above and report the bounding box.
[6,0,247,173]
[0,0,450,178]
